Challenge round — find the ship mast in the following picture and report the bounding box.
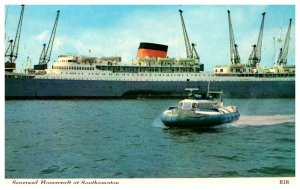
[248,12,266,68]
[276,18,292,66]
[35,10,60,70]
[179,9,193,58]
[5,5,25,72]
[227,10,241,65]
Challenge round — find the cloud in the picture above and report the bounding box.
[34,30,49,42]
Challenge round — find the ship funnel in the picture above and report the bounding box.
[137,42,168,58]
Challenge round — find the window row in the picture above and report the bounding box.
[53,66,95,70]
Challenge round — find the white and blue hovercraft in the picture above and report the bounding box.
[161,86,240,128]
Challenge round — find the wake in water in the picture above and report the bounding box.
[229,114,295,127]
[152,115,166,128]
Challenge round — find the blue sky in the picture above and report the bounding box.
[5,4,295,72]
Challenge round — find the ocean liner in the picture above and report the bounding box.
[5,7,295,99]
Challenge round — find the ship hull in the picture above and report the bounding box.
[5,77,295,99]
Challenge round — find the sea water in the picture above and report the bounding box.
[5,99,295,178]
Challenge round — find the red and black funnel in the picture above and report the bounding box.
[137,42,168,58]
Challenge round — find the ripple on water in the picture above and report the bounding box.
[39,166,68,175]
[265,155,287,160]
[207,170,240,177]
[277,137,294,143]
[10,120,32,125]
[113,172,123,177]
[247,165,295,176]
[6,168,17,172]
[20,145,31,149]
[94,158,108,162]
[214,155,240,161]
[220,171,240,177]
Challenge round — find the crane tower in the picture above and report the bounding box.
[276,18,292,66]
[34,10,60,70]
[248,12,266,68]
[179,9,193,58]
[227,10,241,65]
[5,5,25,72]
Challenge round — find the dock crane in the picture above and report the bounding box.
[191,43,200,60]
[34,10,60,70]
[5,5,25,72]
[179,9,193,58]
[276,18,292,66]
[178,10,203,71]
[248,12,266,68]
[227,10,241,65]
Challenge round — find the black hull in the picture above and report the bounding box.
[5,77,295,99]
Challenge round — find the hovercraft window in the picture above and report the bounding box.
[182,102,192,109]
[179,102,183,109]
